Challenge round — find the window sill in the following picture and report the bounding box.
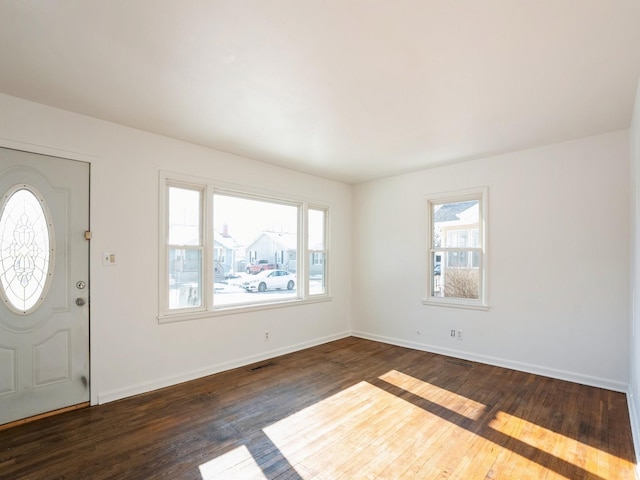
[158,295,333,323]
[422,298,489,311]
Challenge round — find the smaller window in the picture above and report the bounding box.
[424,188,487,310]
[308,208,327,296]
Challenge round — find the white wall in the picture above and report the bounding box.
[1,89,633,408]
[0,93,352,403]
[629,75,640,458]
[352,131,631,391]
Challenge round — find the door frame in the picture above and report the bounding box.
[0,138,97,406]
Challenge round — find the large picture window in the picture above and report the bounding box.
[424,188,488,309]
[160,174,330,321]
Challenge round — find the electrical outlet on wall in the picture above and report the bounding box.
[265,331,270,341]
[102,252,117,266]
[457,329,463,340]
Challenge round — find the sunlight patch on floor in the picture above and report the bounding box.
[199,444,268,480]
[199,375,633,479]
[379,369,487,420]
[489,410,635,479]
[263,380,473,478]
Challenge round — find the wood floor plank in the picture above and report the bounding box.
[0,337,635,479]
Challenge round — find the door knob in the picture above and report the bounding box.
[75,298,86,306]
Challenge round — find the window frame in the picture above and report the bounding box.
[158,172,331,322]
[423,187,489,310]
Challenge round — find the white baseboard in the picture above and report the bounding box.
[351,330,629,393]
[97,331,351,404]
[98,328,628,403]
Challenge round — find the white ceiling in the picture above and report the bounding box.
[1,1,639,184]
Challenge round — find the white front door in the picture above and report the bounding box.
[0,148,90,426]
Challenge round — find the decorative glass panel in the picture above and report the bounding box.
[0,186,53,313]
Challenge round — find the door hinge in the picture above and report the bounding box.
[84,231,92,240]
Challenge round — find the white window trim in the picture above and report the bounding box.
[158,171,331,323]
[161,180,208,317]
[422,187,489,310]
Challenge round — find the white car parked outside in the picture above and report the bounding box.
[242,269,296,292]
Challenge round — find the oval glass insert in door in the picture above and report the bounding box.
[0,184,55,314]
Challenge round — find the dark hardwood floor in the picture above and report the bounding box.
[0,337,636,479]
